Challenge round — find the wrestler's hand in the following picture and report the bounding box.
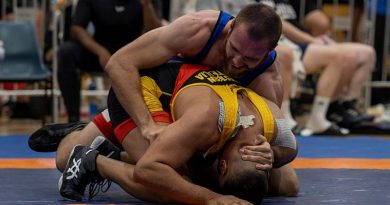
[141,122,166,143]
[239,135,273,171]
[207,195,253,205]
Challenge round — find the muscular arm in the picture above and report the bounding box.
[133,99,222,204]
[267,100,298,168]
[247,59,284,107]
[134,88,252,204]
[105,13,212,136]
[241,97,297,169]
[271,146,297,168]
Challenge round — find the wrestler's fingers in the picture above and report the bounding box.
[254,134,267,144]
[240,148,272,156]
[255,163,273,171]
[241,152,273,161]
[241,154,273,165]
[241,144,271,152]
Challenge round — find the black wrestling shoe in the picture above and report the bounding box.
[290,98,309,118]
[327,101,366,129]
[86,136,122,199]
[313,124,350,136]
[59,145,99,201]
[90,136,121,161]
[28,122,87,152]
[341,100,375,123]
[59,137,120,201]
[326,101,345,123]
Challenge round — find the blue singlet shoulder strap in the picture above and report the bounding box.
[173,11,233,63]
[236,50,277,86]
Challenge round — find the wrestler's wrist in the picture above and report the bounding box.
[139,121,153,133]
[139,119,158,135]
[137,112,154,127]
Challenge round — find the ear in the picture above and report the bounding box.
[218,159,228,176]
[230,19,236,30]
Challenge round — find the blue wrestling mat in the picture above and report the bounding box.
[1,134,390,204]
[297,136,390,158]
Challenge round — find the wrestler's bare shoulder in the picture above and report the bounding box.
[174,10,221,30]
[262,97,283,119]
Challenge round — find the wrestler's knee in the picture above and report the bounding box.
[361,46,376,68]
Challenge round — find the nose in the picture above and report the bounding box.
[232,55,245,67]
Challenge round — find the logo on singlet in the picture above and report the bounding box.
[194,70,236,84]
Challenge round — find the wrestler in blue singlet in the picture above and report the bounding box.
[174,11,277,86]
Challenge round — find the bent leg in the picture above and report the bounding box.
[248,61,284,107]
[337,43,376,99]
[303,44,354,100]
[275,44,297,128]
[302,44,355,133]
[56,122,103,172]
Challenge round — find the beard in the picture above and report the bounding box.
[222,55,249,79]
[221,39,251,79]
[221,47,246,79]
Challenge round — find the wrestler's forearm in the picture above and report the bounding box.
[96,156,171,203]
[247,63,283,107]
[271,146,297,168]
[134,161,221,204]
[105,59,154,130]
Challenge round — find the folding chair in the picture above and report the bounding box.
[0,20,52,123]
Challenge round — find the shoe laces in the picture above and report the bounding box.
[88,175,112,200]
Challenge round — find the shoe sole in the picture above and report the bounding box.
[29,122,88,152]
